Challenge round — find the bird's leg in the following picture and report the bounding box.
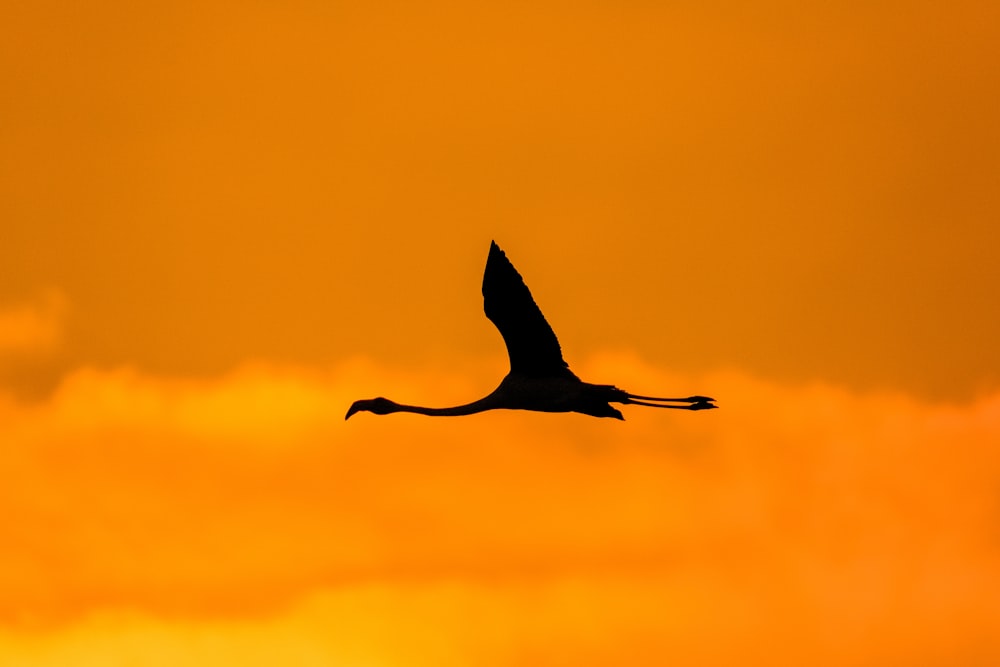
[624,393,718,410]
[626,393,715,403]
[627,397,718,410]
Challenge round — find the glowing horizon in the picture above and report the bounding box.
[2,356,999,664]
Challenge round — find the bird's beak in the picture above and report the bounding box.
[345,402,361,420]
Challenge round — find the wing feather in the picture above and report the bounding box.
[482,241,572,377]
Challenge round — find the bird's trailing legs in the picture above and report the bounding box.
[624,393,718,410]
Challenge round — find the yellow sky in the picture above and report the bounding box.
[2,1,1000,665]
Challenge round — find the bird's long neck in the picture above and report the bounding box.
[385,395,500,417]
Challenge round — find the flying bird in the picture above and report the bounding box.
[346,241,716,420]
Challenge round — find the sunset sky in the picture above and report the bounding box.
[2,1,999,665]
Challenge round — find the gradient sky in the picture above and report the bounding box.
[2,1,999,665]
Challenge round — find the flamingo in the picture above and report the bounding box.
[346,241,716,420]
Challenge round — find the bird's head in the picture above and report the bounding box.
[345,397,398,420]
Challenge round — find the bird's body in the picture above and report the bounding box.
[346,241,716,420]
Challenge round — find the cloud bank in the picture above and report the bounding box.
[1,353,998,665]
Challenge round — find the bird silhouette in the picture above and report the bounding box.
[346,241,716,420]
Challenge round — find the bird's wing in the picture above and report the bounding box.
[482,241,572,377]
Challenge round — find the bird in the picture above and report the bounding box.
[345,241,716,420]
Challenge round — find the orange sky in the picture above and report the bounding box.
[2,1,999,665]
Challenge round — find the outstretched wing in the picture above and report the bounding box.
[482,241,571,377]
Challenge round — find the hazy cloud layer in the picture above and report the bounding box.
[0,292,64,356]
[3,353,998,664]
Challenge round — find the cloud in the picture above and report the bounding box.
[0,576,900,667]
[0,291,65,356]
[1,353,999,664]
